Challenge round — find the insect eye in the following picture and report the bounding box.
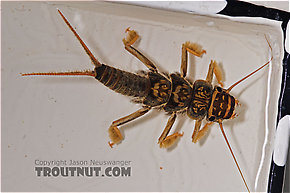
[209,116,215,121]
[217,87,222,92]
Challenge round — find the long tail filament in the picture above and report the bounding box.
[57,9,101,68]
[21,70,95,77]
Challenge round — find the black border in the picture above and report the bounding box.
[218,1,290,193]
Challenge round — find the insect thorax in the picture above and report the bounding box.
[187,80,213,119]
[163,73,192,113]
[143,72,171,107]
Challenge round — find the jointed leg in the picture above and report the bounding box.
[181,41,206,77]
[108,106,151,147]
[192,119,213,143]
[206,60,224,87]
[123,28,157,72]
[158,112,184,148]
[192,119,202,142]
[192,121,213,143]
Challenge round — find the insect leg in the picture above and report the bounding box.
[205,60,224,87]
[192,121,213,143]
[181,42,206,77]
[158,112,184,148]
[192,119,202,142]
[122,28,157,72]
[108,106,151,148]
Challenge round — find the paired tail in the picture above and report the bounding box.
[22,9,100,77]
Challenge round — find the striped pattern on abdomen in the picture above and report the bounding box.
[95,64,150,98]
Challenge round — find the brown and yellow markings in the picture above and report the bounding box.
[172,84,190,107]
[219,102,225,109]
[224,96,232,118]
[207,90,218,118]
[152,79,170,102]
[222,95,225,100]
[104,69,115,86]
[194,86,211,103]
[109,72,121,89]
[212,93,226,118]
[99,66,109,82]
[191,100,207,113]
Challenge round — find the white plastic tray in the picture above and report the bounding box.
[2,1,284,192]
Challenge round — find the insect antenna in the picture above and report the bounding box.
[226,36,273,92]
[219,122,250,193]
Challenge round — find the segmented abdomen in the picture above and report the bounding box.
[95,64,150,98]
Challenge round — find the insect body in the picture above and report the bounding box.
[22,10,273,193]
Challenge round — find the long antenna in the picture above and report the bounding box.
[219,122,250,193]
[226,35,273,92]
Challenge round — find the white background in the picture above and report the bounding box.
[1,1,285,192]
